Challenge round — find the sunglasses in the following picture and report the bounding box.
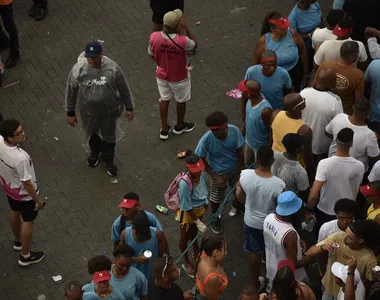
[162,253,172,278]
[292,98,306,111]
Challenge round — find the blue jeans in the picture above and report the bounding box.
[244,224,264,254]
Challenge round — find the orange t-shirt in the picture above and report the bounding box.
[316,61,364,114]
[0,0,13,5]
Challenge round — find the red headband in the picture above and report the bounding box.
[209,123,227,130]
[238,80,261,96]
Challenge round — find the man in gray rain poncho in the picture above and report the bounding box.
[65,42,134,176]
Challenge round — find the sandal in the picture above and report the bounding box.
[181,263,195,278]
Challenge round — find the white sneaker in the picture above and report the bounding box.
[228,207,237,217]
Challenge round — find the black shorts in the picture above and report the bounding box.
[7,196,38,222]
[150,0,184,24]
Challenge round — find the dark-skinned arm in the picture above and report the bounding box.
[298,125,314,177]
[236,146,245,171]
[201,158,217,178]
[241,92,249,136]
[235,180,246,204]
[284,231,304,269]
[307,180,324,211]
[252,36,266,65]
[269,109,281,147]
[183,23,198,49]
[156,229,169,256]
[298,188,310,204]
[205,276,222,300]
[292,30,309,77]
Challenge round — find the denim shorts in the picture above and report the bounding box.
[244,223,264,254]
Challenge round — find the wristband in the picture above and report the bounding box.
[347,272,355,276]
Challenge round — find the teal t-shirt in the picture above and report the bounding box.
[110,265,148,300]
[82,282,125,300]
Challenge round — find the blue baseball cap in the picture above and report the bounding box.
[84,42,102,59]
[276,191,302,216]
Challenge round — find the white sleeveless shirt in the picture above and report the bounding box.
[263,213,307,282]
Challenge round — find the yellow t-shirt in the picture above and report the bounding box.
[317,231,376,297]
[367,204,380,221]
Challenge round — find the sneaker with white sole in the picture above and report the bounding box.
[173,122,195,135]
[210,217,223,234]
[228,207,237,217]
[13,241,22,251]
[18,251,45,267]
[160,125,172,140]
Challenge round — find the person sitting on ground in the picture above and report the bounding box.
[148,254,194,300]
[84,255,125,300]
[312,9,345,50]
[195,235,228,300]
[325,98,380,173]
[307,128,364,231]
[314,17,367,70]
[360,181,380,225]
[195,111,245,233]
[120,210,169,279]
[239,284,259,300]
[260,260,316,300]
[244,50,292,110]
[270,93,313,176]
[302,220,380,299]
[364,27,380,59]
[252,11,309,91]
[237,145,285,291]
[111,245,148,300]
[111,192,162,249]
[239,79,273,167]
[317,198,356,275]
[314,41,364,114]
[331,256,365,300]
[177,154,208,278]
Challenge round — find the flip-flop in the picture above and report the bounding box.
[181,263,195,278]
[156,205,170,215]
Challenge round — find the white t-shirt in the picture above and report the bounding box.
[318,219,340,242]
[314,38,368,66]
[312,28,336,49]
[326,113,379,172]
[301,87,343,155]
[240,169,285,229]
[368,37,380,60]
[336,280,365,300]
[315,156,364,215]
[368,160,380,182]
[0,140,37,201]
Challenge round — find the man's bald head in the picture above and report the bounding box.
[315,68,337,90]
[283,93,304,112]
[64,281,82,300]
[261,50,277,60]
[245,80,261,95]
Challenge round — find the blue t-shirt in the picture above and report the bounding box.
[111,210,162,242]
[110,265,148,300]
[83,282,126,300]
[245,98,272,150]
[83,292,101,300]
[245,65,292,110]
[265,31,299,71]
[195,124,245,173]
[333,0,345,9]
[179,173,208,211]
[365,60,380,122]
[288,2,322,34]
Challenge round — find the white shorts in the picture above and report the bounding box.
[156,75,191,103]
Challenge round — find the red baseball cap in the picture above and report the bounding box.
[93,271,111,283]
[238,80,260,96]
[187,158,205,173]
[277,260,296,272]
[269,16,290,30]
[360,184,380,197]
[332,25,352,37]
[118,198,139,209]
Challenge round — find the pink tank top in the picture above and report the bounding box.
[149,31,188,82]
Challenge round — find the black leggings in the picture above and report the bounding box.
[0,2,19,56]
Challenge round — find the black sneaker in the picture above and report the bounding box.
[160,125,172,140]
[28,3,38,16]
[103,161,119,177]
[35,7,48,21]
[173,122,195,135]
[5,55,20,69]
[13,241,22,251]
[18,251,45,267]
[87,152,99,167]
[210,218,223,235]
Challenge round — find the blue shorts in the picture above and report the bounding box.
[244,223,264,254]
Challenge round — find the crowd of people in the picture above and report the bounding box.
[2,0,380,299]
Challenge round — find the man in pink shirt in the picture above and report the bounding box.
[149,9,198,140]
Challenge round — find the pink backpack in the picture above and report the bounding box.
[164,172,193,211]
